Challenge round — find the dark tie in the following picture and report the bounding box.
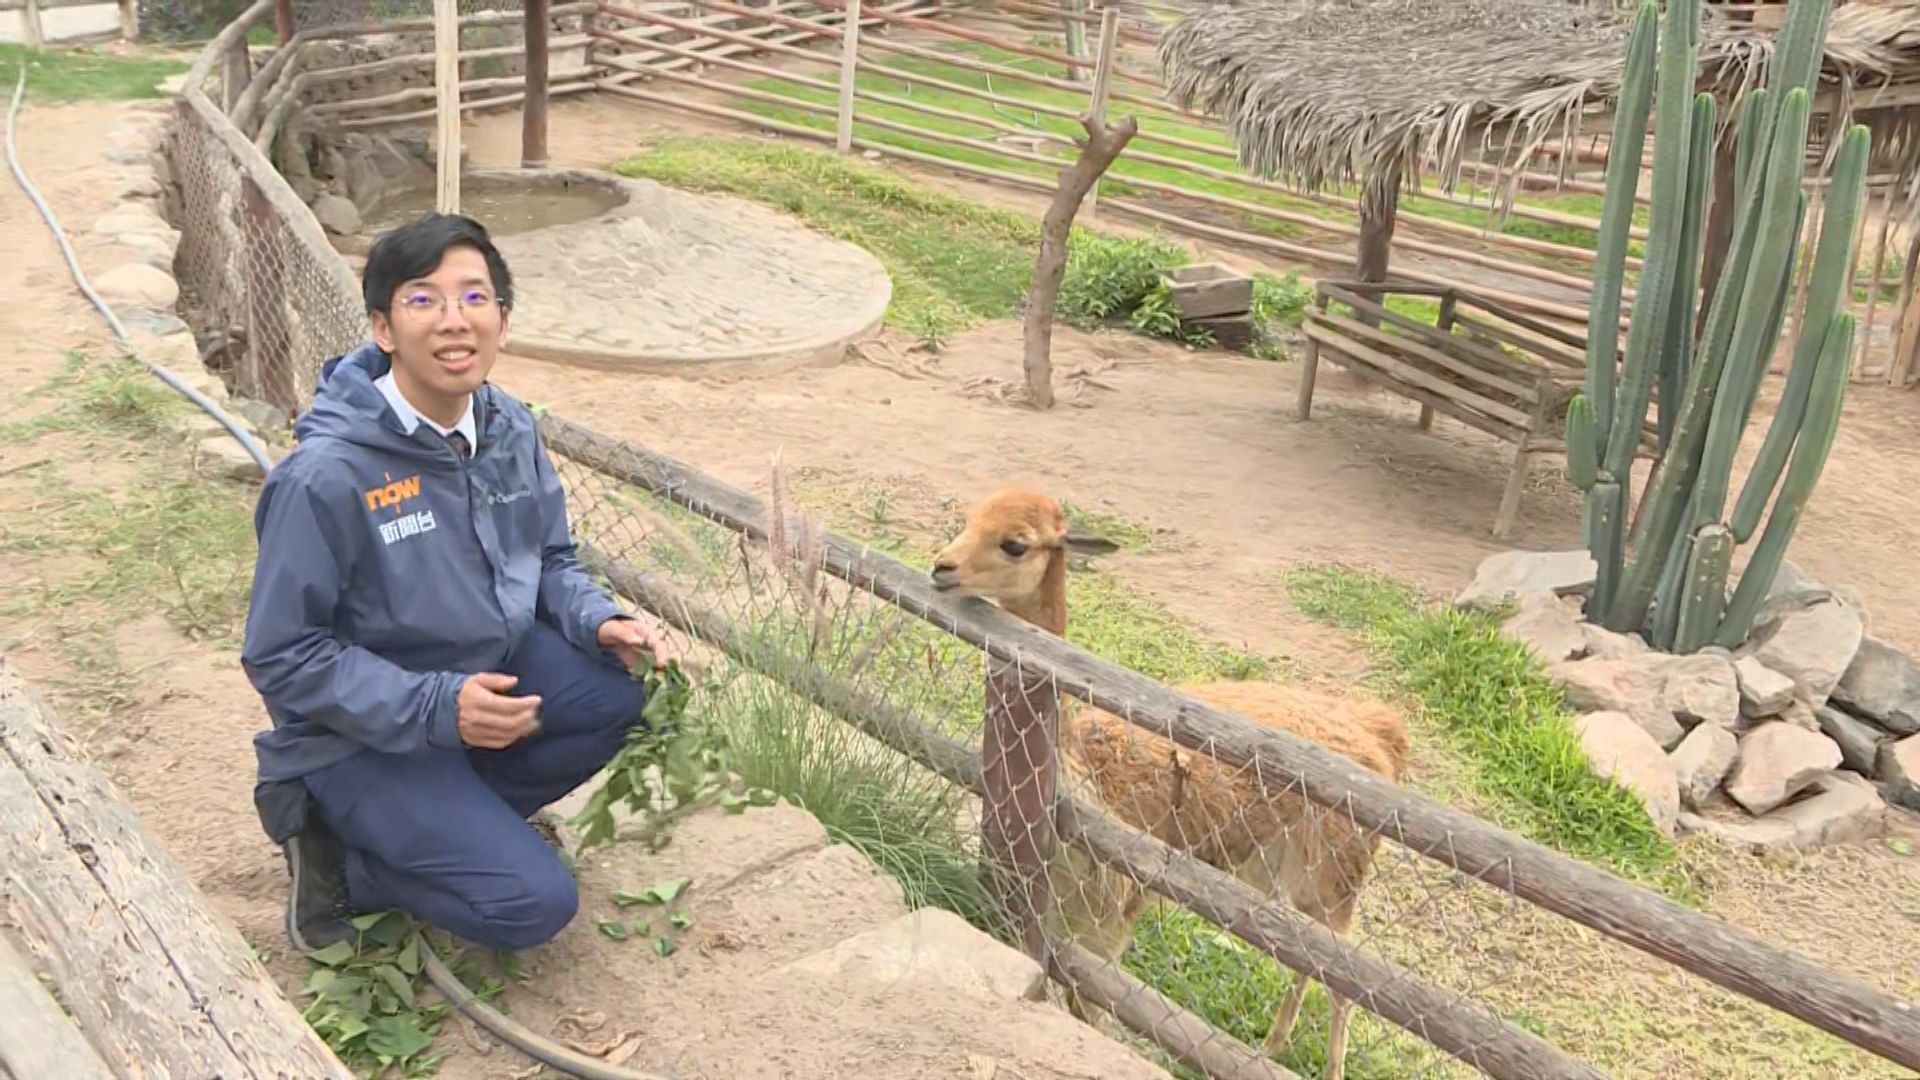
[445,430,471,459]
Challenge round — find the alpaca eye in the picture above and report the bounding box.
[1000,539,1029,558]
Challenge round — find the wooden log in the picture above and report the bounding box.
[523,0,551,166]
[538,413,1920,1075]
[0,934,115,1080]
[434,0,460,211]
[0,660,353,1078]
[336,80,597,129]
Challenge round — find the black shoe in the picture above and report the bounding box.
[283,818,353,955]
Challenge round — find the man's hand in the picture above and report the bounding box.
[597,614,692,673]
[456,672,541,749]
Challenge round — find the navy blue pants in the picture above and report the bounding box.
[300,620,646,951]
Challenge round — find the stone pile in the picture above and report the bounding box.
[1458,551,1919,853]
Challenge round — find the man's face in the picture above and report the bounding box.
[370,244,510,401]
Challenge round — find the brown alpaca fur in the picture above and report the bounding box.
[930,487,1410,1079]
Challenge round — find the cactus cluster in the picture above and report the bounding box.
[1568,0,1865,653]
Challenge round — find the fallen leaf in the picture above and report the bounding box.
[968,1053,998,1080]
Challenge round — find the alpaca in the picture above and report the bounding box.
[928,486,1410,1080]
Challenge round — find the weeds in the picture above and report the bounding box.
[1283,564,1692,895]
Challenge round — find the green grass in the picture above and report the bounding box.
[0,353,258,648]
[612,134,1309,355]
[0,44,187,103]
[1283,564,1694,897]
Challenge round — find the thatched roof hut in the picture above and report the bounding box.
[1155,0,1920,202]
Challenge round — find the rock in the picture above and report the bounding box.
[1663,652,1740,731]
[1499,592,1588,664]
[1553,656,1684,749]
[111,230,178,272]
[1832,637,1920,736]
[1749,598,1865,707]
[236,398,291,432]
[194,433,267,482]
[94,264,179,311]
[311,194,362,236]
[1724,722,1843,816]
[1670,724,1737,811]
[1575,711,1680,835]
[1581,623,1649,660]
[1734,656,1796,718]
[92,204,177,243]
[1880,735,1920,811]
[779,907,1045,1004]
[1455,550,1596,610]
[1817,705,1886,776]
[1778,692,1820,732]
[1680,773,1886,852]
[1759,560,1868,625]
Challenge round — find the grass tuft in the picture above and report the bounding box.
[1283,563,1692,895]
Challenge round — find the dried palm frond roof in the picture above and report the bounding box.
[1155,0,1920,199]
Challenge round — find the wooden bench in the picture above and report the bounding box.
[1296,280,1660,538]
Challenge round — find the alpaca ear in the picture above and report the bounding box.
[1064,530,1120,556]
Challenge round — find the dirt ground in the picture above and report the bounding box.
[2,80,1918,1080]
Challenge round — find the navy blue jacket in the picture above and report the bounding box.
[241,342,625,781]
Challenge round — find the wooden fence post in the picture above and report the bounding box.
[275,0,293,44]
[981,657,1060,962]
[434,0,461,212]
[522,0,550,167]
[22,0,43,49]
[836,0,862,153]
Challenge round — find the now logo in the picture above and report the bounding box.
[364,474,423,512]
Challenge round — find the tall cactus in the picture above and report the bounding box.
[1564,0,1863,653]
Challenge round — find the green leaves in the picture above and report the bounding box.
[297,911,449,1079]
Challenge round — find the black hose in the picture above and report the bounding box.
[6,67,276,477]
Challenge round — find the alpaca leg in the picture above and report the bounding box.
[1323,991,1352,1080]
[1263,974,1312,1057]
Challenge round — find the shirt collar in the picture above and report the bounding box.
[375,370,477,449]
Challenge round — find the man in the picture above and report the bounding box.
[242,212,673,954]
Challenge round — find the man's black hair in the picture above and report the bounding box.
[361,211,514,317]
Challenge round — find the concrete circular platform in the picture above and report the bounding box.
[462,168,892,377]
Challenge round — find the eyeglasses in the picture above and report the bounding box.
[395,287,504,321]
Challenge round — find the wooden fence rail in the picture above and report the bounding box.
[538,414,1920,1075]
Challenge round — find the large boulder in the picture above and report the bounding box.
[1724,722,1843,816]
[1749,598,1865,708]
[1669,723,1737,811]
[1456,550,1596,610]
[1575,711,1680,835]
[1831,638,1920,736]
[1554,656,1683,748]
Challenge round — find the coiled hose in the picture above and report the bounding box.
[6,64,670,1080]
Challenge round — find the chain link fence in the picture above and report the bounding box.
[159,5,1920,1079]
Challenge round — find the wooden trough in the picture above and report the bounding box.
[1298,279,1660,538]
[0,658,353,1079]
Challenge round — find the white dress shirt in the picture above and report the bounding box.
[375,370,476,454]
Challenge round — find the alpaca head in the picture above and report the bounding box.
[929,486,1118,631]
